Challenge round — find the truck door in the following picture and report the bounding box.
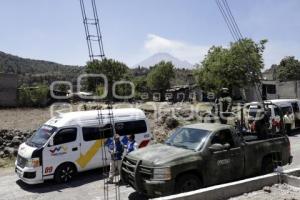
[43,127,79,177]
[206,129,244,185]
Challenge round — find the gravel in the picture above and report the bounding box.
[230,184,300,200]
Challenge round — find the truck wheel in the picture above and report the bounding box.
[54,163,76,183]
[261,157,275,174]
[175,174,202,194]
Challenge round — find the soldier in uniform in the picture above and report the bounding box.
[213,88,232,124]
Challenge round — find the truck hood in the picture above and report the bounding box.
[18,143,37,159]
[128,143,197,165]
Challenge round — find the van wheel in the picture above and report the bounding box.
[261,157,275,175]
[54,163,76,183]
[175,174,202,194]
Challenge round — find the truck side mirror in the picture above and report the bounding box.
[208,143,225,152]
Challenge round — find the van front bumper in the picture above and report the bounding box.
[15,162,44,184]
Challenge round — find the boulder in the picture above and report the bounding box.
[12,136,22,146]
[4,147,14,156]
[7,143,14,147]
[5,133,13,141]
[165,117,179,129]
[0,151,4,158]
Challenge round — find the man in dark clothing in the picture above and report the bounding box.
[254,111,270,139]
[107,134,124,184]
[126,134,138,155]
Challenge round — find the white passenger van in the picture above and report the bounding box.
[15,108,152,184]
[247,99,300,131]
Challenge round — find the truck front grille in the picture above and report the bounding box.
[17,155,27,168]
[122,157,153,188]
[140,165,152,180]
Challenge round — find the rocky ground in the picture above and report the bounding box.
[0,129,33,162]
[230,184,300,200]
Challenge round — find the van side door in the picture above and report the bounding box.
[78,124,113,171]
[43,127,79,177]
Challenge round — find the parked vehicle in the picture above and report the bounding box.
[15,108,151,184]
[247,99,300,132]
[121,123,292,197]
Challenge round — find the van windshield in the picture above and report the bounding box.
[26,125,57,148]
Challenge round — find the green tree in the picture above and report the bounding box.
[85,58,129,100]
[195,38,267,92]
[18,84,49,107]
[276,56,300,81]
[146,61,175,96]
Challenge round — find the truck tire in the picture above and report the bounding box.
[261,156,275,175]
[54,163,77,183]
[175,174,202,194]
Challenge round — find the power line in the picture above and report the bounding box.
[215,0,264,101]
[222,0,243,39]
[215,0,238,42]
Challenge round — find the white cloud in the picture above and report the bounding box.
[263,41,300,69]
[144,34,209,64]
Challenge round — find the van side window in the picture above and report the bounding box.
[82,124,113,141]
[54,128,77,145]
[115,120,147,136]
[274,107,280,116]
[292,102,299,112]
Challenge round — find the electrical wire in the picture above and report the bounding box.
[215,0,264,101]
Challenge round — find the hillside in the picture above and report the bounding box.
[0,51,194,87]
[0,51,83,85]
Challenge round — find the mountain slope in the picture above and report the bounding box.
[0,51,83,75]
[134,52,194,68]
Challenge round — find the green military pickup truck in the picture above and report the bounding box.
[121,123,293,197]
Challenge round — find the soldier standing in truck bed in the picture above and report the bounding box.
[213,88,232,124]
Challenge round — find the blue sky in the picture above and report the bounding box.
[0,0,299,68]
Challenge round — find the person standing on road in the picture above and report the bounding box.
[107,134,124,184]
[284,111,293,135]
[126,134,138,155]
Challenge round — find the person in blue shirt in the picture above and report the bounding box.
[126,134,138,155]
[107,134,124,184]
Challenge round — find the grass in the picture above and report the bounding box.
[0,157,16,168]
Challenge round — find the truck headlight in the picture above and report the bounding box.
[152,168,171,181]
[26,158,40,168]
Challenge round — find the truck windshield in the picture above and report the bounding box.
[26,125,57,148]
[166,128,210,150]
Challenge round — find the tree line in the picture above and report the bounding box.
[1,38,299,102]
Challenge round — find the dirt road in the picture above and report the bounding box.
[0,168,144,200]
